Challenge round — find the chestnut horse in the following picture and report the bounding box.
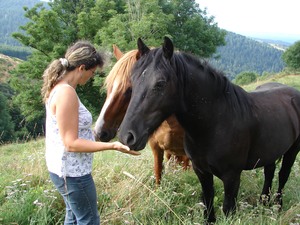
[94,45,189,184]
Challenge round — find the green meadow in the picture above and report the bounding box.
[1,139,300,224]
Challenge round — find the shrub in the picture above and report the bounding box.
[234,71,258,85]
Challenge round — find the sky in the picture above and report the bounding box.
[196,0,300,43]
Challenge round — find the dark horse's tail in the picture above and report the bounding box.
[292,95,300,145]
[286,94,300,160]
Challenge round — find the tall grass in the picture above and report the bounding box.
[1,138,300,224]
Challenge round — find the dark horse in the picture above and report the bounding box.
[118,37,300,223]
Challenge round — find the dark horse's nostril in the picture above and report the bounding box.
[125,131,136,146]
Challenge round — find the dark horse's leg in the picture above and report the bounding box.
[276,143,300,206]
[193,166,216,223]
[222,171,241,217]
[260,163,276,205]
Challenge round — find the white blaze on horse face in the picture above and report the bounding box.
[141,69,147,78]
[94,80,120,132]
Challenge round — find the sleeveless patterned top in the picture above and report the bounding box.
[45,84,94,177]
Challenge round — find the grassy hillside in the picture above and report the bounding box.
[0,53,21,82]
[1,137,300,224]
[242,73,300,91]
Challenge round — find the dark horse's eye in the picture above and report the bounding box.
[156,80,166,89]
[152,80,166,94]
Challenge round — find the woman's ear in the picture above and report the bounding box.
[78,65,86,71]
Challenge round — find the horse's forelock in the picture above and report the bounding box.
[104,49,139,94]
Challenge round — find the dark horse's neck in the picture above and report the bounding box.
[172,52,253,127]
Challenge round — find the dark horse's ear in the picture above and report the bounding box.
[137,38,150,59]
[162,36,174,60]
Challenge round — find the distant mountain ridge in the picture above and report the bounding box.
[252,38,291,51]
[210,32,285,79]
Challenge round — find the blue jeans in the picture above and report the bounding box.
[49,172,100,225]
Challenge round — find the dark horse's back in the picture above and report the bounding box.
[254,82,286,91]
[245,82,300,169]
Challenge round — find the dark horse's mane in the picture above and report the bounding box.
[136,47,253,117]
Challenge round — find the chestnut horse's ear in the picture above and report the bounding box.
[162,36,174,60]
[113,44,124,60]
[137,38,150,58]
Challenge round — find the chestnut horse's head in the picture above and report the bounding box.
[94,45,139,141]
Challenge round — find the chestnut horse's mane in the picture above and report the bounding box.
[104,49,139,94]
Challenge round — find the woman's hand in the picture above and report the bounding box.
[113,141,141,156]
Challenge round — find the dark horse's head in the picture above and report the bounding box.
[118,37,182,150]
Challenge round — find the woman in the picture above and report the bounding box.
[41,40,140,225]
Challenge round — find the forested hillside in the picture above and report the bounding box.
[0,0,43,59]
[0,0,42,46]
[211,32,285,79]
